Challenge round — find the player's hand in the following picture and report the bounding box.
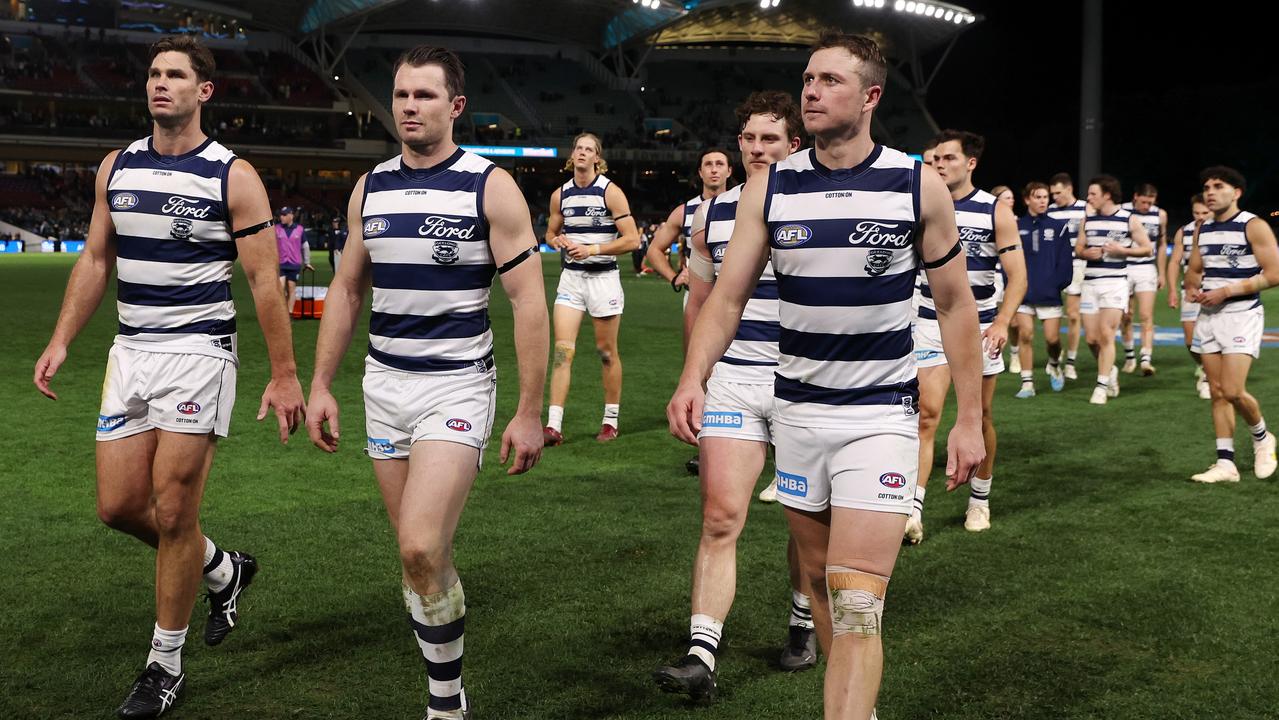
[981,321,1008,358]
[1157,273,1166,290]
[565,242,594,261]
[672,268,688,292]
[33,342,67,400]
[944,419,984,491]
[258,374,306,444]
[1081,247,1103,261]
[305,387,341,452]
[667,379,705,446]
[548,233,569,250]
[499,413,543,476]
[1167,289,1179,309]
[1198,287,1230,308]
[1103,241,1126,256]
[305,263,315,272]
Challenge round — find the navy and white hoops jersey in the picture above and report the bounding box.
[682,193,707,241]
[1179,220,1199,268]
[919,189,998,324]
[559,175,617,271]
[764,146,922,428]
[1120,202,1161,267]
[1082,209,1133,281]
[107,136,238,361]
[1197,211,1261,313]
[361,148,497,373]
[1047,199,1089,253]
[704,183,779,382]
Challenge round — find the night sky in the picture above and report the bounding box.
[923,2,1279,224]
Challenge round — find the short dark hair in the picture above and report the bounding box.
[811,30,887,91]
[1134,182,1158,196]
[1191,193,1205,206]
[393,45,465,98]
[1089,175,1122,203]
[1200,165,1246,193]
[735,90,804,144]
[1022,181,1049,199]
[149,35,216,83]
[699,148,731,166]
[1049,172,1073,188]
[930,129,986,161]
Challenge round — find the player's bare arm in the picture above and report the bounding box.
[563,183,641,261]
[1155,208,1169,287]
[918,166,984,489]
[683,201,714,348]
[486,167,550,475]
[34,151,120,400]
[1167,227,1186,308]
[544,187,565,249]
[228,158,306,443]
[1200,217,1279,308]
[667,172,768,445]
[645,203,686,285]
[1185,224,1205,301]
[1075,216,1101,261]
[986,201,1027,355]
[306,174,373,452]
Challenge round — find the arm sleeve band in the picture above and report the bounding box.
[613,213,632,222]
[997,244,1020,255]
[231,219,274,238]
[921,241,962,269]
[497,246,538,275]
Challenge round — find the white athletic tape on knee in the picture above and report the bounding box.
[827,566,887,638]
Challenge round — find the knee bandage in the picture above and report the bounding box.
[827,566,888,638]
[553,341,576,368]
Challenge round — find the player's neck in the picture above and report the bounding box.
[150,116,206,157]
[949,180,975,201]
[812,127,874,170]
[573,168,598,187]
[701,184,722,200]
[1056,194,1077,207]
[1213,203,1239,222]
[1099,200,1119,215]
[402,138,459,170]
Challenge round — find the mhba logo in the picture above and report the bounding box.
[775,470,808,497]
[879,472,907,489]
[177,401,201,415]
[446,418,472,432]
[773,224,812,247]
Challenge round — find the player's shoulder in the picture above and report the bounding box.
[452,148,494,174]
[872,144,918,169]
[370,154,402,176]
[774,147,813,173]
[971,188,997,205]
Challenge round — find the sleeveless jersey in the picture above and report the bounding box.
[704,183,779,382]
[361,147,497,373]
[1120,202,1160,266]
[918,188,998,324]
[764,145,922,428]
[1198,211,1261,314]
[1179,220,1197,269]
[107,136,238,361]
[1082,209,1133,281]
[559,174,617,271]
[1047,199,1088,258]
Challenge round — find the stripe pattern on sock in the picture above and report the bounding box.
[405,583,466,714]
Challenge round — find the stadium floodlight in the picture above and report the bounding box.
[853,0,862,6]
[966,13,975,22]
[915,3,926,14]
[943,9,953,19]
[924,4,934,15]
[893,0,904,9]
[904,1,914,11]
[772,0,780,6]
[875,0,885,7]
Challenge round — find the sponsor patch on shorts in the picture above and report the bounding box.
[367,437,396,456]
[702,411,743,429]
[445,418,473,432]
[97,414,127,433]
[879,472,907,489]
[775,469,808,497]
[914,349,940,361]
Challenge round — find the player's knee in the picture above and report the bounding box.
[151,497,197,537]
[1218,383,1244,404]
[700,500,746,543]
[553,341,576,369]
[827,566,888,639]
[596,343,616,366]
[398,539,449,582]
[96,496,147,531]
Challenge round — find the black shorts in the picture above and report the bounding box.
[279,263,301,282]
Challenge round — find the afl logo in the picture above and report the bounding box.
[774,224,812,248]
[879,472,907,489]
[433,240,460,265]
[712,245,726,262]
[111,192,139,210]
[446,418,472,432]
[363,217,390,237]
[177,401,201,415]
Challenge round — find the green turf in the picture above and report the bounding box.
[2,253,1278,719]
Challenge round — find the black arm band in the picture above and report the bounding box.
[922,241,962,269]
[232,219,274,238]
[497,246,538,275]
[998,244,1020,255]
[613,213,632,222]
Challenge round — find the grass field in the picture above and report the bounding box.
[3,253,1278,719]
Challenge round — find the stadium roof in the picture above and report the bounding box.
[173,0,978,56]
